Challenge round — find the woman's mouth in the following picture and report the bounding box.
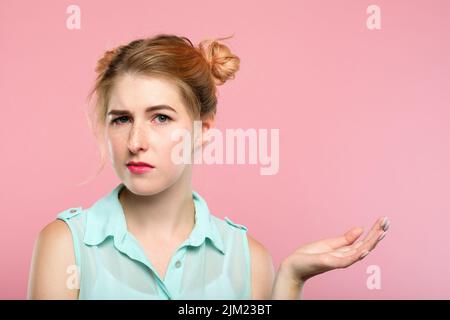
[126,161,154,174]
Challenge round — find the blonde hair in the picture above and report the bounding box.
[77,34,240,186]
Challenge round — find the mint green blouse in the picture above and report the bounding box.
[56,183,252,300]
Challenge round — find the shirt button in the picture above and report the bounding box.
[175,260,182,268]
[70,209,77,213]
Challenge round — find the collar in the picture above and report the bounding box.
[83,183,225,255]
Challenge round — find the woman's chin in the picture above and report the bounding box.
[120,177,161,196]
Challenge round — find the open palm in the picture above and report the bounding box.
[283,216,390,284]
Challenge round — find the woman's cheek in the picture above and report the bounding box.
[161,139,185,167]
[105,137,125,168]
[162,127,192,162]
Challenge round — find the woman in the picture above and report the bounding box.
[27,34,389,300]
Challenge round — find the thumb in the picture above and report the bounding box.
[323,227,364,249]
[344,227,364,245]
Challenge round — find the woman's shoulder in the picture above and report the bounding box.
[210,214,249,233]
[56,207,85,222]
[30,206,85,287]
[35,207,83,260]
[37,218,73,244]
[209,214,273,273]
[28,216,79,299]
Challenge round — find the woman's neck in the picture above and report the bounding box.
[118,173,196,243]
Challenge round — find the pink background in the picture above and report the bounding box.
[1,0,449,299]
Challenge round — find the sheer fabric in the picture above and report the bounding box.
[56,183,252,300]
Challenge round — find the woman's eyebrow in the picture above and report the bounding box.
[107,105,177,116]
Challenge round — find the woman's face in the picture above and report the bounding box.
[105,73,199,196]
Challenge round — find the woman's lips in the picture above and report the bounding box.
[126,165,154,174]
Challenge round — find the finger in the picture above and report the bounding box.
[361,216,389,246]
[329,248,358,258]
[336,240,364,253]
[332,237,369,256]
[327,226,389,268]
[330,216,390,252]
[355,225,388,258]
[323,227,365,250]
[332,232,383,258]
[322,249,362,268]
[326,246,373,268]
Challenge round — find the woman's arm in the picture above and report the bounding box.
[248,235,304,299]
[249,216,390,299]
[27,220,79,300]
[248,234,275,299]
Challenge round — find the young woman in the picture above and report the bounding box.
[27,34,389,300]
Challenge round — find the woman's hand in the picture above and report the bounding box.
[279,216,390,287]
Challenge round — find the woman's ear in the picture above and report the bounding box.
[200,116,215,148]
[191,115,215,154]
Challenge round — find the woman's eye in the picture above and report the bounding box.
[111,116,129,125]
[111,114,171,126]
[154,114,171,124]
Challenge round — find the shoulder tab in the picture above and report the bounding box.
[224,216,248,231]
[57,207,83,221]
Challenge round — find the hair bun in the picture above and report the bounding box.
[95,48,119,75]
[198,35,240,86]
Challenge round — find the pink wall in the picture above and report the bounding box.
[1,0,449,299]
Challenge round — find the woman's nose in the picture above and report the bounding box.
[127,123,149,153]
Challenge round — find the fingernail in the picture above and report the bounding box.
[378,231,387,241]
[383,219,390,232]
[381,217,390,231]
[360,250,370,259]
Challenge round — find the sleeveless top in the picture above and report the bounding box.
[56,183,252,300]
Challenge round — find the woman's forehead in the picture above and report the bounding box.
[108,73,185,113]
